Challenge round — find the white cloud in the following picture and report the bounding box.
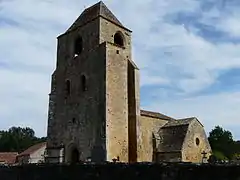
[199,4,240,38]
[145,91,240,139]
[0,68,49,136]
[219,16,240,38]
[1,0,240,139]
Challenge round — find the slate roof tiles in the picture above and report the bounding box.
[66,1,127,33]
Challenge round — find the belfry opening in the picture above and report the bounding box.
[114,32,124,47]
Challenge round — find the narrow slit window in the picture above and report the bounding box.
[74,36,83,57]
[81,75,87,91]
[65,80,71,95]
[72,118,76,124]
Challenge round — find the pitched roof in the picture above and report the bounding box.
[178,117,204,127]
[66,1,125,33]
[140,110,175,120]
[157,118,198,152]
[157,124,189,152]
[162,118,194,128]
[128,59,139,70]
[0,152,18,164]
[18,142,46,157]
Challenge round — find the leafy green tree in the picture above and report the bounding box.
[208,126,237,160]
[212,150,228,161]
[0,126,46,153]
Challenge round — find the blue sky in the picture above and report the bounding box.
[1,0,240,139]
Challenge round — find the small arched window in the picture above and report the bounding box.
[74,36,83,57]
[65,80,71,95]
[81,75,87,91]
[196,138,200,146]
[114,32,124,47]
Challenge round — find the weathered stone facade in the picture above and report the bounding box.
[46,1,211,164]
[181,118,212,162]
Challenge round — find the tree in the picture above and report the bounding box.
[212,150,228,161]
[0,126,46,153]
[208,126,236,160]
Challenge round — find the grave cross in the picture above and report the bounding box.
[201,151,207,163]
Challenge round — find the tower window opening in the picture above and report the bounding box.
[81,75,87,91]
[114,32,124,47]
[65,80,71,96]
[74,36,82,57]
[72,118,76,124]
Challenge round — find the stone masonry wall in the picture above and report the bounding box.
[105,42,129,162]
[47,18,101,151]
[182,119,212,163]
[101,17,133,162]
[1,163,240,180]
[59,43,107,162]
[137,116,168,162]
[47,17,107,162]
[127,60,139,163]
[48,14,134,163]
[46,72,56,147]
[99,17,132,59]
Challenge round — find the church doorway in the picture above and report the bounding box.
[70,148,80,164]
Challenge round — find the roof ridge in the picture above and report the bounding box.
[178,117,196,120]
[18,142,46,156]
[162,119,192,128]
[65,1,124,33]
[85,1,101,12]
[140,109,175,120]
[99,1,103,12]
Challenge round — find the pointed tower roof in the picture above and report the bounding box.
[66,1,130,33]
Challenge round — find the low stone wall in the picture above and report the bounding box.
[0,162,240,180]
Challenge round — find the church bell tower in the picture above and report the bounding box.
[46,1,140,163]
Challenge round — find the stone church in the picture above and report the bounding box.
[45,1,212,164]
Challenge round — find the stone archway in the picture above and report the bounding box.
[66,143,81,164]
[70,148,80,164]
